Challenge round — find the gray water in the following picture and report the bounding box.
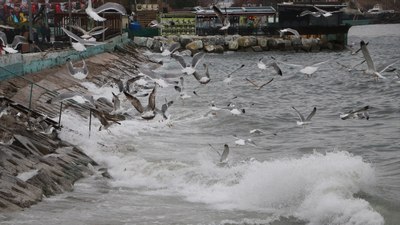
[1,24,399,225]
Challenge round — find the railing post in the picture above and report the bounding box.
[58,102,63,125]
[28,83,33,109]
[89,109,92,138]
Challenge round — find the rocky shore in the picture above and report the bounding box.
[134,34,346,54]
[0,42,150,212]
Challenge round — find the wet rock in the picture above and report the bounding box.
[133,37,148,47]
[251,46,263,52]
[179,35,194,47]
[204,45,215,53]
[228,40,239,50]
[146,38,154,49]
[237,36,256,48]
[214,45,225,54]
[186,40,203,52]
[257,37,268,50]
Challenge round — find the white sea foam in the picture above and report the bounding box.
[58,106,383,225]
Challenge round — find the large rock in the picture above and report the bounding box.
[185,40,203,51]
[228,40,239,50]
[146,38,154,49]
[237,36,257,48]
[204,45,216,53]
[251,46,263,52]
[133,37,147,47]
[214,45,225,54]
[179,35,194,47]
[257,37,268,49]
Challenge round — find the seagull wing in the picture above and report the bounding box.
[284,28,300,38]
[220,144,229,163]
[88,26,105,33]
[378,59,399,74]
[353,105,369,114]
[313,5,328,14]
[94,2,126,15]
[66,60,77,75]
[69,25,87,35]
[82,59,89,75]
[292,106,305,122]
[270,62,283,76]
[0,31,8,45]
[360,40,376,72]
[245,78,259,88]
[191,52,205,68]
[257,78,274,90]
[305,107,317,122]
[211,5,225,23]
[61,27,105,45]
[148,85,157,111]
[171,53,187,68]
[123,91,144,113]
[168,42,181,53]
[312,59,332,66]
[204,63,210,78]
[192,71,203,82]
[89,27,108,36]
[11,35,27,48]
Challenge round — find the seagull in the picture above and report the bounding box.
[258,58,282,76]
[48,92,95,106]
[194,6,205,13]
[298,10,322,17]
[341,0,363,15]
[66,58,89,80]
[340,106,369,120]
[161,42,180,56]
[223,64,245,84]
[69,25,108,40]
[211,4,230,30]
[233,135,256,146]
[359,40,398,80]
[148,20,175,29]
[313,5,341,17]
[172,52,205,75]
[160,98,174,119]
[91,108,121,131]
[292,106,317,126]
[123,85,157,120]
[0,32,28,53]
[245,77,274,90]
[61,27,105,51]
[192,63,211,84]
[279,28,300,38]
[174,77,191,99]
[209,144,230,163]
[278,59,331,77]
[111,92,120,113]
[85,0,126,22]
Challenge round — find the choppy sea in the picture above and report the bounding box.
[1,24,399,225]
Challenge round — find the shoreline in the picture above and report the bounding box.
[0,42,152,212]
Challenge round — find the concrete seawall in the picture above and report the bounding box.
[0,33,131,80]
[133,34,346,54]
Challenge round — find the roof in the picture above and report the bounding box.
[195,6,276,17]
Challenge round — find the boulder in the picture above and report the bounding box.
[179,35,194,47]
[204,45,215,53]
[228,40,239,50]
[257,37,268,49]
[251,46,263,52]
[146,38,154,49]
[237,36,256,48]
[186,40,203,51]
[214,45,225,54]
[133,36,147,47]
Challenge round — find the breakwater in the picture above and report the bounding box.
[134,34,346,54]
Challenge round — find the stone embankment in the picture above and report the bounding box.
[134,34,345,54]
[0,42,149,212]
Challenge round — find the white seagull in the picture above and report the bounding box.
[292,106,317,126]
[172,52,205,75]
[258,57,283,76]
[209,144,230,163]
[123,85,158,120]
[61,27,105,51]
[192,63,211,84]
[359,40,398,80]
[69,25,108,40]
[279,28,300,38]
[245,77,274,90]
[279,59,331,77]
[85,0,126,22]
[211,4,230,30]
[313,5,341,17]
[340,105,369,120]
[0,32,28,53]
[161,42,180,56]
[66,58,89,80]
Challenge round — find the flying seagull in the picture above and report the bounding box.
[292,106,317,126]
[209,144,230,163]
[66,58,89,80]
[313,5,341,17]
[279,28,300,38]
[211,4,230,30]
[359,40,398,80]
[160,98,174,119]
[298,10,322,17]
[91,108,121,131]
[340,105,369,120]
[48,92,95,106]
[245,77,274,90]
[172,52,205,75]
[223,64,245,84]
[69,25,108,40]
[192,63,211,84]
[61,27,105,51]
[278,59,331,77]
[0,32,28,53]
[111,92,120,113]
[85,0,126,22]
[123,85,157,120]
[161,42,180,56]
[258,57,283,76]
